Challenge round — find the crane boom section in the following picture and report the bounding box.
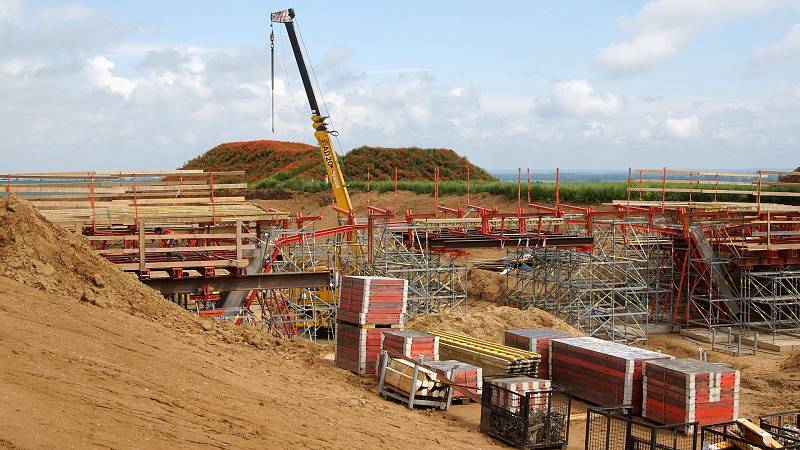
[271,8,353,214]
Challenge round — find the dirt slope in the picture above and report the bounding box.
[0,196,494,449]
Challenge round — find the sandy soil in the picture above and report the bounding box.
[0,196,496,449]
[408,301,579,342]
[4,189,800,449]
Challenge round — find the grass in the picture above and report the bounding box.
[251,178,800,205]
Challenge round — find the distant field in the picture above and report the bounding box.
[252,179,800,205]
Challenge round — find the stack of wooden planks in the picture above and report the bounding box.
[503,328,575,379]
[379,354,450,400]
[550,337,672,414]
[2,170,287,228]
[381,330,439,362]
[487,376,552,414]
[335,276,408,376]
[431,331,540,377]
[423,360,482,400]
[643,358,740,426]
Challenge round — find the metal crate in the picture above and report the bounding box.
[702,420,800,450]
[760,411,800,447]
[585,406,698,450]
[480,380,571,449]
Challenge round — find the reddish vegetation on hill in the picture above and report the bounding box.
[182,140,323,182]
[181,140,494,183]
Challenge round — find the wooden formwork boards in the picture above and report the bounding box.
[2,170,288,228]
[549,336,673,414]
[643,358,740,426]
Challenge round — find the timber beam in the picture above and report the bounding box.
[141,271,332,294]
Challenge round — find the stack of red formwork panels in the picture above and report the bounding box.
[335,276,407,376]
[381,330,439,362]
[337,276,407,325]
[503,328,574,379]
[335,323,399,376]
[550,337,672,414]
[487,376,551,413]
[643,358,740,426]
[423,360,482,400]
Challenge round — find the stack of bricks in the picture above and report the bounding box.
[503,328,575,379]
[485,376,551,413]
[423,360,482,400]
[643,358,740,426]
[550,337,673,414]
[334,276,407,376]
[381,330,439,362]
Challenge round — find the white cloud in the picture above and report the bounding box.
[596,32,681,76]
[1,0,798,172]
[596,0,790,76]
[0,0,21,22]
[665,115,699,139]
[768,83,800,110]
[534,80,623,116]
[85,55,137,99]
[751,23,800,66]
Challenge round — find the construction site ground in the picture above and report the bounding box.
[2,191,800,449]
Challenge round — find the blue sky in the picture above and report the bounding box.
[1,0,799,172]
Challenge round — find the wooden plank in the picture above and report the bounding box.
[6,185,126,194]
[118,259,248,271]
[85,232,256,241]
[138,225,146,273]
[97,244,255,255]
[236,220,242,262]
[634,169,759,178]
[29,197,246,208]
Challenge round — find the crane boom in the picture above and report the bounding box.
[271,8,353,215]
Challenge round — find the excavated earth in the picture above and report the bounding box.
[0,195,495,449]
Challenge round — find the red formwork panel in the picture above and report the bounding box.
[381,330,439,362]
[503,328,575,379]
[334,321,398,376]
[338,276,408,325]
[424,360,483,399]
[643,358,740,426]
[486,376,552,414]
[550,337,673,414]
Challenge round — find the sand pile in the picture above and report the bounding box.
[408,301,580,342]
[0,195,276,349]
[468,268,508,304]
[781,352,800,370]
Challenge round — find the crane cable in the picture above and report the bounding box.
[273,25,309,124]
[295,19,345,152]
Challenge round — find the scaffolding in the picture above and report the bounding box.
[259,223,467,339]
[507,219,673,343]
[742,270,800,333]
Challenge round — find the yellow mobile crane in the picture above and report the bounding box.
[270,8,353,217]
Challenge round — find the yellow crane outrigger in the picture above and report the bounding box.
[270,8,354,218]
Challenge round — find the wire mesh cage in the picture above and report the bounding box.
[760,411,800,447]
[702,420,800,450]
[479,380,571,449]
[585,406,698,450]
